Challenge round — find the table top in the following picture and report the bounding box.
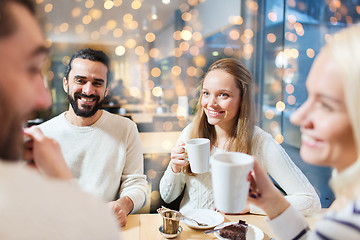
[119,212,323,239]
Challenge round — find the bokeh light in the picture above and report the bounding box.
[276,101,286,112]
[152,87,163,97]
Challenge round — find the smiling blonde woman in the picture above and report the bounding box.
[248,25,360,240]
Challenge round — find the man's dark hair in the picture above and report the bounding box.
[65,48,112,86]
[0,0,36,38]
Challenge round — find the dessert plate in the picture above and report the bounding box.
[214,222,264,240]
[180,209,224,230]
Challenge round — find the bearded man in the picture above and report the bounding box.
[39,48,148,227]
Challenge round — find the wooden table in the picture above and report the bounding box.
[120,212,323,239]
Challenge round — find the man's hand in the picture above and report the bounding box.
[23,126,73,180]
[107,196,134,227]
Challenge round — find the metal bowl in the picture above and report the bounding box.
[159,225,183,239]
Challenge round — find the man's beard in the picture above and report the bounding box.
[0,90,23,160]
[67,92,103,118]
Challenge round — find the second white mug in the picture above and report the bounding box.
[211,152,254,213]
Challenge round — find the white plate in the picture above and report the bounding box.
[214,222,264,240]
[180,209,224,230]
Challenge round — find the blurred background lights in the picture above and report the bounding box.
[146,80,155,89]
[287,14,297,24]
[151,6,158,20]
[174,48,182,57]
[276,101,286,112]
[268,11,277,21]
[106,20,117,30]
[265,110,274,119]
[152,87,163,97]
[151,191,160,201]
[229,16,243,25]
[179,2,190,12]
[89,9,102,19]
[145,32,156,42]
[182,12,192,21]
[180,30,192,41]
[146,169,156,180]
[286,84,295,94]
[267,33,276,43]
[275,51,288,68]
[162,0,171,4]
[131,0,142,10]
[129,87,140,97]
[151,68,161,78]
[247,0,258,11]
[82,15,92,24]
[104,0,114,10]
[212,51,219,56]
[187,0,198,7]
[123,13,133,22]
[224,47,234,56]
[171,66,182,76]
[135,46,145,56]
[115,45,126,56]
[113,0,123,7]
[72,7,82,17]
[85,0,94,9]
[287,95,296,105]
[192,31,202,41]
[179,41,189,51]
[149,48,160,58]
[125,38,137,48]
[113,28,123,38]
[189,46,200,56]
[275,134,284,144]
[44,3,53,13]
[229,29,240,40]
[306,48,315,58]
[173,31,182,40]
[62,56,70,66]
[186,66,197,76]
[244,29,254,38]
[59,23,69,32]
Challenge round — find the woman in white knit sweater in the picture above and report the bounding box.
[159,58,321,216]
[247,26,360,240]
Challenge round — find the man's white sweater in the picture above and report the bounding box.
[39,110,148,213]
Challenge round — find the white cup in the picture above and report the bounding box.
[185,138,210,173]
[211,152,254,213]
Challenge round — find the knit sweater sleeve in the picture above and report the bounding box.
[119,121,149,213]
[159,125,190,203]
[268,199,360,240]
[250,127,321,216]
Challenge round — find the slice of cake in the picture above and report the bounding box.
[219,220,248,240]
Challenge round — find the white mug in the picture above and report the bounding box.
[185,138,210,174]
[211,152,254,213]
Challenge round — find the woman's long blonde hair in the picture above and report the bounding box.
[323,25,360,201]
[183,58,255,174]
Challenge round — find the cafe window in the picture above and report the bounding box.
[36,0,359,211]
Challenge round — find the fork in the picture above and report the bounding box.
[159,206,208,227]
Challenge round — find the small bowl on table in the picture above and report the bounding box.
[159,225,182,239]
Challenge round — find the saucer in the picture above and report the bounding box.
[180,209,224,230]
[159,225,183,239]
